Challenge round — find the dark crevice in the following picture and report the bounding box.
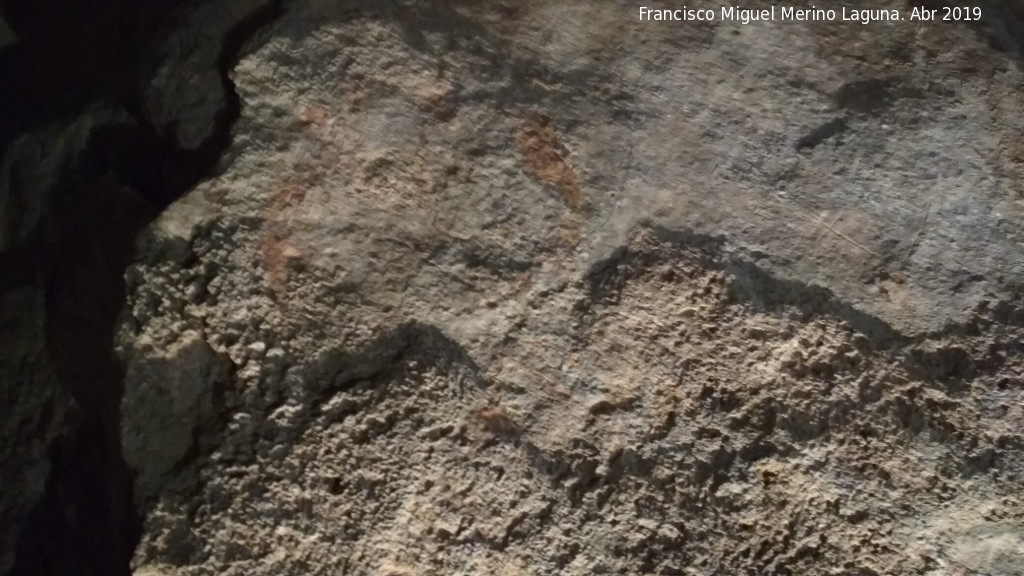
[832,78,901,115]
[795,117,848,151]
[0,0,185,156]
[3,1,284,575]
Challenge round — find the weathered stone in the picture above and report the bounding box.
[116,2,1024,575]
[0,0,280,572]
[142,0,276,150]
[121,330,233,503]
[0,105,133,574]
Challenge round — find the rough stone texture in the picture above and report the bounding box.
[115,1,1024,575]
[0,104,162,576]
[122,329,233,503]
[142,0,274,150]
[0,0,280,572]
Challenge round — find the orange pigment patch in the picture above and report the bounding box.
[515,111,582,209]
[470,406,521,439]
[260,232,299,300]
[260,166,320,300]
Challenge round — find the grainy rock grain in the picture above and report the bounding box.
[119,1,1024,575]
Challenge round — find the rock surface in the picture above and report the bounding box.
[116,1,1024,575]
[0,109,127,575]
[0,0,276,573]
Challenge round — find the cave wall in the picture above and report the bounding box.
[0,0,278,573]
[0,0,1023,575]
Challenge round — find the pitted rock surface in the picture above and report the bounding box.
[116,1,1024,575]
